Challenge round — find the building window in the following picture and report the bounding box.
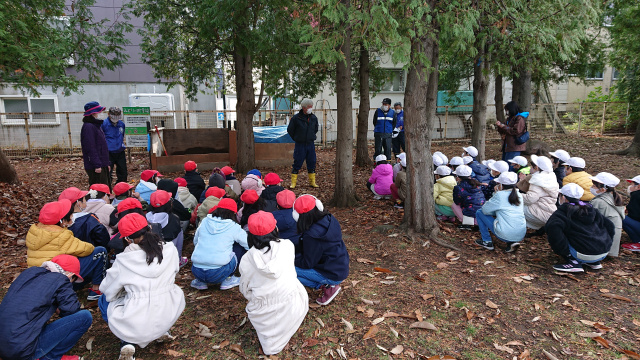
[612,68,620,80]
[379,69,406,92]
[0,96,60,125]
[586,69,604,80]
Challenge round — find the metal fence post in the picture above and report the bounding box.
[600,102,607,135]
[322,108,327,147]
[65,113,73,154]
[24,113,32,156]
[185,111,191,129]
[444,106,449,139]
[258,110,262,127]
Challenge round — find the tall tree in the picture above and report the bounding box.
[355,44,371,167]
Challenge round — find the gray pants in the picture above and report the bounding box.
[374,132,392,161]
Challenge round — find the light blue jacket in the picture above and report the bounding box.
[481,190,526,242]
[135,180,156,203]
[192,216,248,270]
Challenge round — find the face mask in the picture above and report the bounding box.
[94,113,106,121]
[628,185,635,195]
[590,187,600,197]
[305,108,313,115]
[383,105,389,111]
[558,196,565,205]
[110,115,121,124]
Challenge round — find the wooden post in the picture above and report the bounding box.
[24,113,32,156]
[65,113,73,154]
[128,148,132,164]
[552,104,557,134]
[626,102,631,134]
[600,102,607,135]
[444,106,449,139]
[185,111,191,129]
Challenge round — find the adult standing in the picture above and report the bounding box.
[392,102,405,158]
[287,99,319,189]
[373,98,397,161]
[496,101,528,165]
[81,101,111,188]
[101,107,127,184]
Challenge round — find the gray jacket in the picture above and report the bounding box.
[591,192,625,256]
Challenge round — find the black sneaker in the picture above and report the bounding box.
[458,225,473,231]
[553,260,584,273]
[504,242,521,253]
[474,239,494,250]
[583,261,602,270]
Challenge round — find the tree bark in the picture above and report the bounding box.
[355,44,372,167]
[610,119,640,156]
[495,74,505,124]
[511,68,532,111]
[0,149,19,184]
[233,44,256,173]
[511,71,522,105]
[471,48,490,162]
[331,0,357,207]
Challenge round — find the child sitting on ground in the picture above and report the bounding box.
[451,165,486,229]
[434,165,456,221]
[99,213,185,360]
[239,211,308,356]
[199,172,237,203]
[390,156,407,209]
[475,172,526,252]
[222,166,242,194]
[242,173,265,196]
[521,155,559,238]
[563,157,594,201]
[58,187,110,249]
[146,190,188,268]
[112,182,148,210]
[183,160,206,199]
[261,173,285,208]
[622,175,640,251]
[367,155,393,200]
[238,189,276,229]
[549,149,570,188]
[590,172,625,257]
[197,186,227,224]
[394,153,406,181]
[449,156,464,171]
[85,184,117,235]
[462,146,492,183]
[191,198,249,291]
[135,170,162,203]
[508,156,530,179]
[108,198,163,254]
[272,190,299,247]
[483,160,509,200]
[175,177,198,212]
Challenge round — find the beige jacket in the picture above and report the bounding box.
[522,171,559,225]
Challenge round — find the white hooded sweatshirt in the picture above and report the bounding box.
[522,170,559,229]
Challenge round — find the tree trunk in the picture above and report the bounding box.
[511,71,522,105]
[355,44,372,167]
[471,49,490,162]
[403,25,439,238]
[611,119,640,156]
[495,74,505,124]
[331,0,357,207]
[0,149,19,184]
[233,45,256,173]
[519,70,532,112]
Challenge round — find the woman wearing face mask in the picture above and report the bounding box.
[81,101,111,188]
[496,101,528,165]
[287,98,320,189]
[589,173,625,257]
[622,176,640,250]
[101,107,128,184]
[521,156,559,237]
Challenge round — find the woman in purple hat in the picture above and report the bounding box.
[81,101,111,188]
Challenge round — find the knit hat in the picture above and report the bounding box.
[150,190,172,207]
[462,156,473,165]
[141,169,162,182]
[117,198,142,213]
[174,177,187,187]
[495,172,518,186]
[292,194,324,222]
[39,199,72,225]
[221,166,235,176]
[119,213,148,237]
[210,198,238,214]
[508,156,528,167]
[58,187,89,202]
[488,160,509,174]
[241,174,264,195]
[247,169,262,178]
[51,255,84,283]
[248,211,277,236]
[264,173,282,186]
[453,165,472,177]
[530,155,553,173]
[549,149,570,163]
[184,161,197,172]
[113,182,134,196]
[209,173,226,188]
[276,189,295,209]
[565,157,586,169]
[434,165,452,176]
[241,189,260,204]
[462,146,478,158]
[205,186,226,199]
[83,101,105,117]
[375,154,387,163]
[89,183,111,195]
[560,183,584,199]
[590,172,620,188]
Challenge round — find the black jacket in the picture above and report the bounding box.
[108,223,163,254]
[261,185,285,209]
[287,110,318,143]
[554,166,566,189]
[0,267,83,360]
[545,203,614,257]
[157,179,191,221]
[69,213,110,248]
[294,214,350,281]
[627,190,640,222]
[184,170,206,200]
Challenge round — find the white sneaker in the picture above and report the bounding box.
[373,195,383,200]
[220,275,241,290]
[119,344,135,360]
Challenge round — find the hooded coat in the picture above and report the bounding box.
[68,212,110,248]
[545,204,614,258]
[469,160,492,183]
[453,180,486,217]
[177,186,197,211]
[26,224,94,267]
[100,242,185,348]
[522,171,559,230]
[135,180,157,203]
[239,240,308,355]
[272,209,299,246]
[183,170,206,199]
[563,170,595,201]
[261,185,285,209]
[590,192,625,257]
[80,116,110,170]
[481,190,527,242]
[394,169,408,201]
[241,174,265,196]
[434,175,456,206]
[85,199,117,235]
[192,216,249,270]
[294,214,349,282]
[197,196,222,223]
[368,163,393,195]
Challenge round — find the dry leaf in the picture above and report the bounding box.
[196,323,213,338]
[351,280,361,287]
[436,262,449,269]
[506,340,524,346]
[390,327,399,338]
[467,259,479,264]
[363,325,379,340]
[86,336,95,352]
[229,343,243,354]
[463,307,475,321]
[427,356,456,360]
[578,332,604,338]
[409,321,437,331]
[316,317,325,327]
[446,251,460,261]
[621,349,640,360]
[372,317,385,325]
[383,311,400,317]
[421,294,435,300]
[593,322,613,333]
[580,320,596,326]
[374,267,392,273]
[592,336,612,348]
[542,350,560,360]
[357,305,365,312]
[416,309,423,322]
[195,294,212,300]
[486,299,499,309]
[309,303,321,309]
[390,345,404,355]
[531,316,541,322]
[341,318,355,333]
[601,293,633,302]
[361,298,380,305]
[519,349,532,360]
[302,338,319,348]
[218,340,230,348]
[376,344,388,352]
[484,261,494,265]
[600,288,610,293]
[366,308,375,317]
[337,347,347,359]
[166,349,184,357]
[633,319,640,327]
[357,258,375,264]
[380,280,396,285]
[493,343,514,354]
[614,270,632,277]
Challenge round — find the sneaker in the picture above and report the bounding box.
[179,257,189,269]
[119,344,135,360]
[553,260,584,273]
[316,284,341,305]
[583,261,603,270]
[87,289,102,301]
[622,243,640,251]
[474,239,494,250]
[190,278,208,290]
[373,195,383,200]
[220,275,241,290]
[394,203,404,209]
[383,195,392,200]
[504,242,521,253]
[458,225,473,231]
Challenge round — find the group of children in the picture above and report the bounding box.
[368,145,640,272]
[0,161,351,360]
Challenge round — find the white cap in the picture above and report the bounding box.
[549,149,570,163]
[508,156,528,167]
[495,172,518,186]
[565,157,586,169]
[453,165,472,177]
[590,172,620,188]
[560,183,584,199]
[434,165,452,176]
[397,153,406,161]
[433,153,445,167]
[400,157,406,167]
[488,160,509,174]
[463,146,478,158]
[438,153,448,165]
[626,175,640,184]
[530,155,553,173]
[462,156,473,165]
[450,156,464,166]
[375,154,387,163]
[482,159,496,167]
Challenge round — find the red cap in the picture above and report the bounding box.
[292,194,324,222]
[117,198,143,213]
[264,173,282,186]
[210,198,238,214]
[276,189,295,209]
[51,254,84,283]
[113,182,134,196]
[205,186,226,199]
[141,170,163,182]
[58,187,89,202]
[248,211,277,236]
[184,161,197,172]
[240,189,259,204]
[89,183,111,195]
[119,213,148,237]
[39,199,72,225]
[150,190,172,207]
[221,166,235,176]
[174,177,187,187]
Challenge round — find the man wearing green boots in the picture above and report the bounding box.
[287,99,319,189]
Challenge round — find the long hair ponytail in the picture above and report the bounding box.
[129,226,164,265]
[502,184,520,206]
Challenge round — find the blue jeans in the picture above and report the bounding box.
[292,142,317,173]
[34,310,92,360]
[623,216,640,243]
[78,246,107,285]
[568,245,607,264]
[502,151,521,172]
[192,255,238,285]
[295,267,342,289]
[476,211,510,243]
[98,295,133,347]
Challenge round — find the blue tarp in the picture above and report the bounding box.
[254,125,294,143]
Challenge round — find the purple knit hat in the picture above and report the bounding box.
[83,101,105,117]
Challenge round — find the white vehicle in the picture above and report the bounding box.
[128,93,176,128]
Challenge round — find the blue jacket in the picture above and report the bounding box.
[396,110,404,132]
[192,216,249,270]
[135,180,156,203]
[469,160,492,183]
[294,214,349,282]
[101,118,126,153]
[69,213,110,248]
[0,267,84,360]
[481,190,527,242]
[272,208,299,245]
[287,110,319,143]
[373,108,397,134]
[453,180,486,217]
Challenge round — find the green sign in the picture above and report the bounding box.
[123,107,151,115]
[123,107,150,147]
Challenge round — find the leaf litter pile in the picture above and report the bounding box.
[0,135,639,359]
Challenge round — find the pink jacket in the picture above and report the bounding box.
[368,164,393,195]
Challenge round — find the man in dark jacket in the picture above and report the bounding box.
[0,255,92,360]
[373,98,397,161]
[101,107,127,184]
[183,160,206,199]
[287,98,319,189]
[81,101,111,188]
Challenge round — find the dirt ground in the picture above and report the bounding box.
[1,134,639,360]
